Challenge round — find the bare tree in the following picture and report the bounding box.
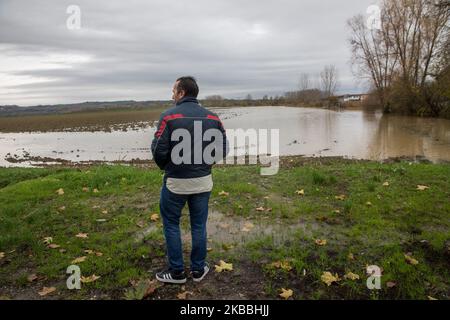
[299,73,311,91]
[320,65,339,97]
[348,0,450,113]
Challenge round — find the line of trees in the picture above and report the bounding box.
[348,0,450,117]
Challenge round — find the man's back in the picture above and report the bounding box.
[151,96,228,186]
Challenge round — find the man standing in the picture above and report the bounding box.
[151,76,228,284]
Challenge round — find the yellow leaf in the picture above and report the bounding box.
[150,214,159,222]
[219,190,229,196]
[417,185,429,191]
[366,201,372,206]
[56,188,64,195]
[71,256,87,264]
[344,272,360,281]
[321,272,340,286]
[315,239,327,246]
[335,194,346,201]
[38,287,56,296]
[333,209,341,214]
[177,291,193,300]
[382,181,389,187]
[75,233,89,239]
[295,189,305,196]
[102,210,108,214]
[43,237,53,245]
[93,188,99,193]
[241,222,254,232]
[271,260,293,272]
[279,288,293,300]
[404,254,419,265]
[215,260,233,272]
[81,274,100,283]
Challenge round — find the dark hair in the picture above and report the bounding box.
[176,76,199,98]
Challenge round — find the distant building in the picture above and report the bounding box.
[338,94,369,103]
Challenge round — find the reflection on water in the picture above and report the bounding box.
[0,106,449,167]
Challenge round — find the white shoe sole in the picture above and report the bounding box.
[192,265,210,283]
[156,274,187,284]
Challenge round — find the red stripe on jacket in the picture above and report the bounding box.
[155,113,184,137]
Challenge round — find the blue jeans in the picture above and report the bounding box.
[159,182,211,272]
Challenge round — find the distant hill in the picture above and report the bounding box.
[0,100,172,117]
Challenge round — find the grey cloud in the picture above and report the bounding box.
[0,0,374,105]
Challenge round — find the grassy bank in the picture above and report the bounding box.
[0,158,449,300]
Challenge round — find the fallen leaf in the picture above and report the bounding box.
[255,207,265,211]
[222,244,234,250]
[404,254,419,265]
[82,187,89,192]
[241,222,254,232]
[219,190,229,196]
[279,288,293,300]
[43,237,53,245]
[386,281,397,288]
[207,247,213,252]
[95,252,103,257]
[93,188,99,193]
[344,272,360,281]
[72,256,87,264]
[271,260,293,272]
[321,272,340,286]
[417,185,429,191]
[96,219,107,222]
[295,189,305,196]
[333,209,341,214]
[81,274,100,283]
[38,287,56,296]
[75,233,89,239]
[215,260,233,272]
[56,188,64,195]
[27,274,38,282]
[58,206,66,211]
[0,252,5,260]
[177,291,193,300]
[315,239,327,246]
[84,250,94,254]
[136,221,145,228]
[335,194,346,201]
[47,244,60,249]
[383,181,390,187]
[150,214,159,222]
[102,210,108,214]
[59,249,66,253]
[428,296,438,300]
[366,201,372,206]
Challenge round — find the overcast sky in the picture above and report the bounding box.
[0,0,376,106]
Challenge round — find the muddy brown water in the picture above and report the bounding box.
[1,106,449,167]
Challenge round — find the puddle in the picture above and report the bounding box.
[134,210,321,247]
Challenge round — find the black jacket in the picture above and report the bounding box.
[151,97,228,180]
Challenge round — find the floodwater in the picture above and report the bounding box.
[1,106,449,167]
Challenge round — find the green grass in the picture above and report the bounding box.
[0,159,449,300]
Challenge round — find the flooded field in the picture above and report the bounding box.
[1,106,450,167]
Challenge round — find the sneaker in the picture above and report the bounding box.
[191,262,210,283]
[155,268,187,284]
